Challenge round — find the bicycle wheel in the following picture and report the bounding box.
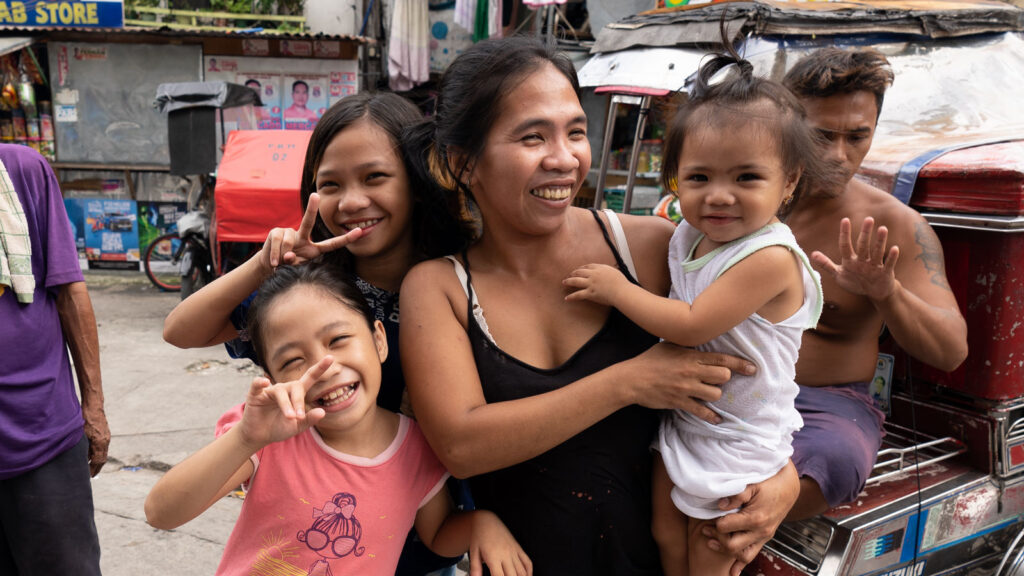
[179,253,212,300]
[144,232,183,292]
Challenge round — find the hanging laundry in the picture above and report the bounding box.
[454,0,475,33]
[489,0,502,39]
[389,0,431,91]
[474,0,488,41]
[455,0,500,42]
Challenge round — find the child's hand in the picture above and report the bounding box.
[563,263,629,307]
[236,356,331,450]
[468,510,532,576]
[259,193,363,274]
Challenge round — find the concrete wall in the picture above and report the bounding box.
[305,0,363,36]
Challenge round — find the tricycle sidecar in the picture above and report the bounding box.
[578,2,1024,574]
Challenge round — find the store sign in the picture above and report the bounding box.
[0,0,124,28]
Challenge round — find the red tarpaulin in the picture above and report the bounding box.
[214,130,311,243]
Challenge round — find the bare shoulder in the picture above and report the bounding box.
[852,179,925,229]
[610,212,675,294]
[614,212,675,252]
[401,257,461,298]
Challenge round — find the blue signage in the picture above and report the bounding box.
[0,0,124,28]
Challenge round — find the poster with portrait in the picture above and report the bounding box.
[237,73,282,130]
[282,75,328,130]
[203,56,358,133]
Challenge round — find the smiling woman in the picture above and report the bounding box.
[399,35,801,575]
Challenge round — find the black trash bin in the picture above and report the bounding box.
[154,82,261,175]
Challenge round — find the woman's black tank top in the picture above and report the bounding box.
[461,210,662,575]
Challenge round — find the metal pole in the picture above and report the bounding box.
[593,94,618,210]
[622,95,652,214]
[546,5,556,45]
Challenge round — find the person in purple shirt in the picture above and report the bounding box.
[0,144,109,575]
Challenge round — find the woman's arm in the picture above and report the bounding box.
[400,260,754,478]
[163,194,361,349]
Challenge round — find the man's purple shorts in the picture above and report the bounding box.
[791,382,886,507]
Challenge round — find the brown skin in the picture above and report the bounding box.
[56,281,109,477]
[402,63,797,576]
[784,91,967,520]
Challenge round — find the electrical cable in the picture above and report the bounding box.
[906,350,924,570]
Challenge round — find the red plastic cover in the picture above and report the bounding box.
[911,141,1024,215]
[214,130,311,243]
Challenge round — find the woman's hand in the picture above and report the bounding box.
[468,510,532,576]
[703,460,800,576]
[236,357,330,450]
[625,343,756,424]
[258,193,363,275]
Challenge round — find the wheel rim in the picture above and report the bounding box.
[144,234,183,292]
[997,525,1024,576]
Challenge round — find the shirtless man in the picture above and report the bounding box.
[781,47,968,520]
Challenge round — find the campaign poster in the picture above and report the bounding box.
[237,73,282,130]
[137,201,187,251]
[83,198,140,269]
[282,74,328,131]
[203,56,358,133]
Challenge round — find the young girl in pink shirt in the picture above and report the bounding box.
[146,262,530,576]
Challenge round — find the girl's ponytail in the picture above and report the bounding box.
[402,118,477,257]
[688,52,758,104]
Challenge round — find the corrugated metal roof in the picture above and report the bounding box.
[594,0,1024,53]
[0,24,373,44]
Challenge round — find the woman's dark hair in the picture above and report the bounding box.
[661,51,841,213]
[299,92,472,267]
[405,36,580,207]
[783,47,894,119]
[246,261,375,371]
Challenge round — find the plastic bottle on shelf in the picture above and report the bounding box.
[38,101,54,161]
[17,60,36,119]
[26,117,39,140]
[11,108,26,146]
[0,110,12,143]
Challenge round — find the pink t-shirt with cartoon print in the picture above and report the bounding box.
[214,409,449,576]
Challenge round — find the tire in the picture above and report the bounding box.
[997,524,1024,576]
[179,257,211,300]
[143,232,183,292]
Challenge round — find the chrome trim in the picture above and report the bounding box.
[1009,419,1024,441]
[868,422,966,485]
[921,212,1024,232]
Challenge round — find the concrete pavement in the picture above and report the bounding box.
[87,270,254,575]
